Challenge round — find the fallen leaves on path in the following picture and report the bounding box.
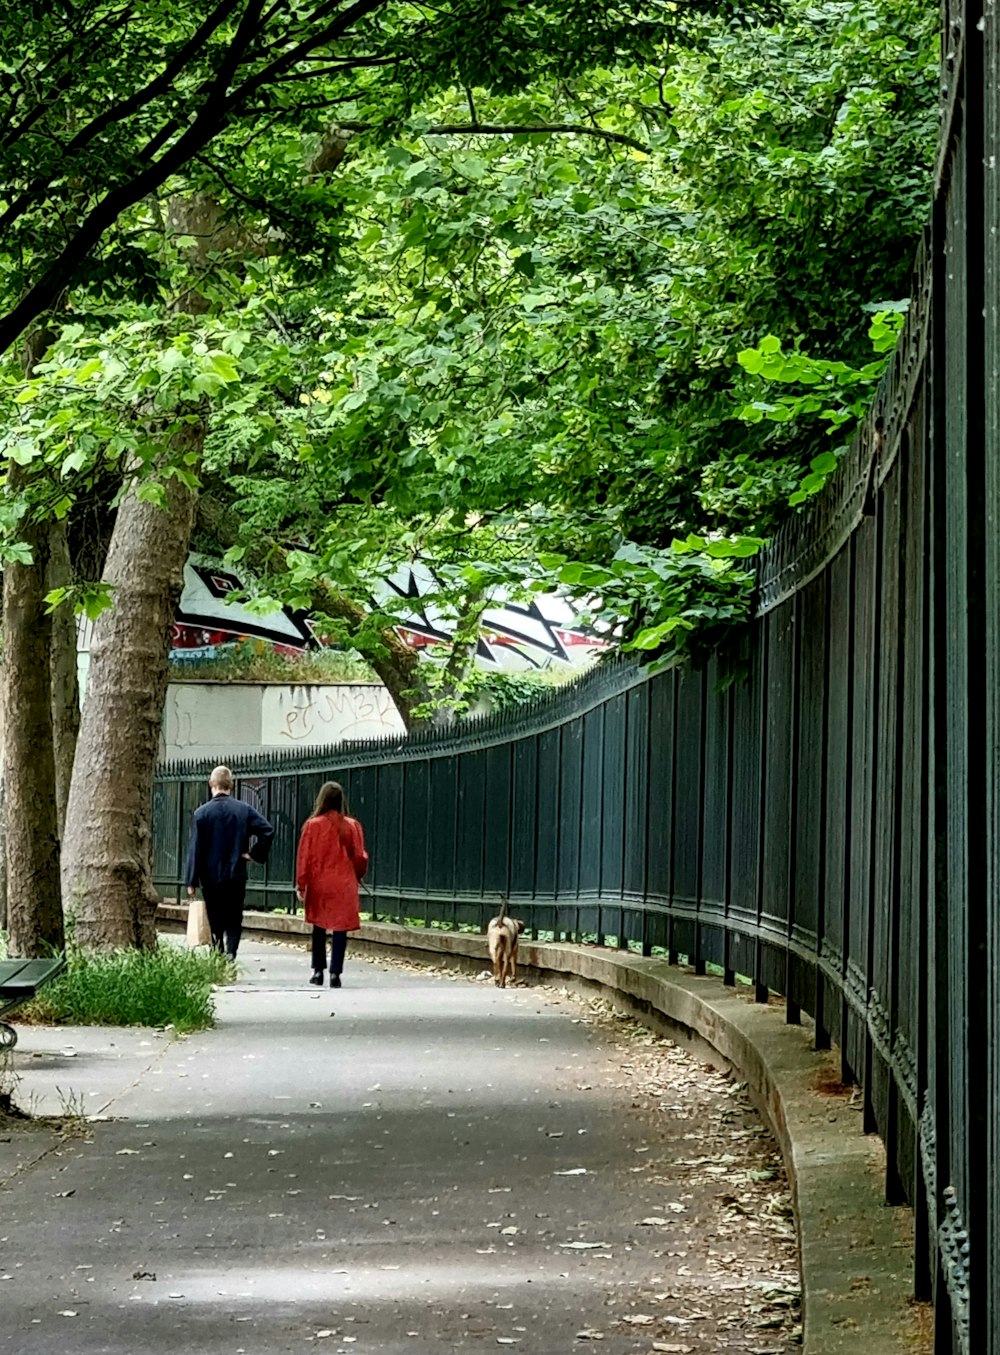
[541,987,803,1353]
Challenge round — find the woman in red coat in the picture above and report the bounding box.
[296,781,368,988]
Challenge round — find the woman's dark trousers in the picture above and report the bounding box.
[311,927,348,974]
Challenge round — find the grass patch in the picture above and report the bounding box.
[18,943,235,1033]
[170,643,377,685]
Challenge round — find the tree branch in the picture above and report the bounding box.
[226,0,388,106]
[0,0,246,238]
[0,10,135,152]
[194,495,428,726]
[428,122,649,153]
[340,121,649,153]
[66,0,244,154]
[0,1,272,352]
[0,0,394,356]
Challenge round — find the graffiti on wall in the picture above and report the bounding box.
[80,554,611,675]
[378,565,611,672]
[265,685,405,745]
[158,683,407,760]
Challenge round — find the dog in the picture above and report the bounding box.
[487,897,525,988]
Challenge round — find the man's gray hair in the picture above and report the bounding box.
[209,765,234,792]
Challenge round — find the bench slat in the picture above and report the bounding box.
[0,957,65,996]
[0,960,32,987]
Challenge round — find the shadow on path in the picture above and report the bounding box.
[0,942,797,1354]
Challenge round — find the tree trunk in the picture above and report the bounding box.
[2,319,64,957]
[0,774,7,937]
[60,192,225,949]
[47,519,81,840]
[2,504,64,956]
[61,439,199,949]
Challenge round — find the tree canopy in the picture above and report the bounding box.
[183,1,940,653]
[0,0,765,354]
[2,0,937,663]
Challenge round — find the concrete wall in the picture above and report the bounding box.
[159,682,406,760]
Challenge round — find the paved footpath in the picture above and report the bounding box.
[0,942,795,1355]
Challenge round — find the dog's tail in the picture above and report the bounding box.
[496,894,508,923]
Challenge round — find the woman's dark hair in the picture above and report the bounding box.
[312,781,345,817]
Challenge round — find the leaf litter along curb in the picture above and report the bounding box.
[370,948,802,1350]
[539,986,803,1352]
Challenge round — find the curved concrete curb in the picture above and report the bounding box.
[159,904,923,1353]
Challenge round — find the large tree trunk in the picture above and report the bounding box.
[0,774,7,937]
[60,193,225,949]
[2,505,64,956]
[47,519,81,840]
[61,442,199,949]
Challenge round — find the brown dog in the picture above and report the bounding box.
[487,897,525,988]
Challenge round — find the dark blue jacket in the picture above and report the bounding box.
[186,794,274,889]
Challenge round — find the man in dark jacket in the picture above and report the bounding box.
[186,765,274,959]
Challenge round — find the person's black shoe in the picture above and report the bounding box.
[309,971,324,986]
[330,973,342,989]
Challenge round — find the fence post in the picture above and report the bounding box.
[754,620,770,1005]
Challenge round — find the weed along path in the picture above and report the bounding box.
[0,943,799,1354]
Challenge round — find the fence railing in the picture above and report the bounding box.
[152,4,1000,1349]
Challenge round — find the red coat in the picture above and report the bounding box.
[295,812,368,932]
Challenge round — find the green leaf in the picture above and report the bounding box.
[135,481,168,508]
[209,353,240,383]
[43,587,70,612]
[2,541,33,566]
[7,439,38,465]
[627,616,694,650]
[61,448,89,476]
[453,153,487,180]
[520,291,558,312]
[80,589,115,623]
[706,536,764,559]
[809,452,839,475]
[557,562,612,587]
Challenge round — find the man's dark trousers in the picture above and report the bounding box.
[202,879,247,959]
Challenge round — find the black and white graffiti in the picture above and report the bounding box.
[77,554,610,673]
[170,558,313,660]
[378,565,610,671]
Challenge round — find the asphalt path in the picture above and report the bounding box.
[0,941,793,1354]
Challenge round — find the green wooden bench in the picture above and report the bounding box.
[0,957,66,1050]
